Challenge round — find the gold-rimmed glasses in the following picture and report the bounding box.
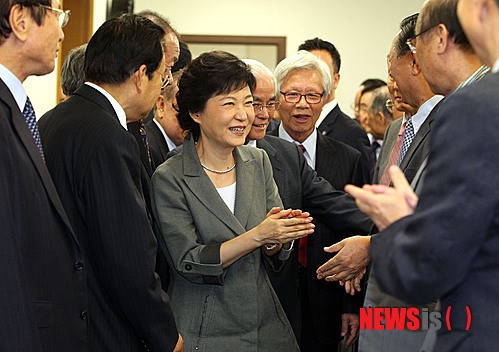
[39,5,71,28]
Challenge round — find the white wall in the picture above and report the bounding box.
[135,0,424,116]
[26,0,424,117]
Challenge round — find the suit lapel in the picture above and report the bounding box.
[377,119,402,179]
[233,147,256,229]
[1,81,76,238]
[319,105,340,135]
[182,136,246,234]
[399,107,438,171]
[316,133,339,181]
[258,138,284,188]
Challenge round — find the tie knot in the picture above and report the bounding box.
[298,144,306,152]
[23,96,35,117]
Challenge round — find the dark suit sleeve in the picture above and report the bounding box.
[81,132,178,351]
[370,90,499,304]
[297,145,372,235]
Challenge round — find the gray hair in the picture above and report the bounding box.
[242,59,277,94]
[369,85,392,121]
[274,50,331,100]
[61,44,87,96]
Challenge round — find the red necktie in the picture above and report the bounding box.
[379,121,405,185]
[297,144,308,267]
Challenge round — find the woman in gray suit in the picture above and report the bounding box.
[151,51,314,351]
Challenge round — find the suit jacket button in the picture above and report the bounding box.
[185,264,192,271]
[74,261,84,271]
[80,310,88,320]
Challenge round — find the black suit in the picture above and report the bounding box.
[269,129,365,349]
[1,79,87,351]
[145,119,171,170]
[39,84,178,352]
[258,136,371,340]
[318,104,375,184]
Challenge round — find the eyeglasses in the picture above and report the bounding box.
[406,24,438,54]
[253,101,279,112]
[280,91,323,104]
[39,5,71,28]
[350,102,359,113]
[385,99,393,114]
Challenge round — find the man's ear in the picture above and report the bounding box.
[409,52,422,76]
[155,95,165,119]
[133,64,148,93]
[9,4,29,42]
[332,72,341,90]
[435,23,450,55]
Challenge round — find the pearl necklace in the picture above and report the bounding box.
[201,162,236,174]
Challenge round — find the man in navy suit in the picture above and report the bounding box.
[39,14,182,352]
[0,1,88,351]
[299,38,375,184]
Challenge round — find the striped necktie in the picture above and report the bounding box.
[379,121,405,185]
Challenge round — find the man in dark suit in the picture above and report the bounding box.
[373,14,442,187]
[270,51,365,351]
[0,1,88,351]
[146,71,183,169]
[244,59,372,347]
[318,0,497,351]
[299,38,375,184]
[38,14,182,352]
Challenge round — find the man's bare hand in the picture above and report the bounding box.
[341,313,360,347]
[173,334,183,352]
[316,236,371,282]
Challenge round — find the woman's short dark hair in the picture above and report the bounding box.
[84,14,165,85]
[176,50,256,139]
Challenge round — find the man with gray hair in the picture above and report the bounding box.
[360,85,394,160]
[270,50,364,351]
[60,43,87,98]
[244,58,372,347]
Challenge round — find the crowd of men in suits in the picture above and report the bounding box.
[1,0,499,350]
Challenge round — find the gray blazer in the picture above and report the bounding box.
[151,135,299,352]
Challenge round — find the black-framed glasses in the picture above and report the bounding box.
[280,91,324,104]
[406,24,438,54]
[39,5,71,28]
[385,99,394,114]
[253,101,279,112]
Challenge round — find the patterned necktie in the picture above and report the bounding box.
[379,121,405,185]
[397,118,415,165]
[23,96,45,161]
[297,143,308,267]
[139,119,152,166]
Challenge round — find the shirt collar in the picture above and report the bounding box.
[492,59,499,74]
[85,82,127,130]
[153,118,177,151]
[278,123,318,169]
[246,139,257,147]
[409,95,443,134]
[0,63,27,112]
[316,98,338,127]
[456,65,490,90]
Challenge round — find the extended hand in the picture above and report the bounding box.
[316,236,371,282]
